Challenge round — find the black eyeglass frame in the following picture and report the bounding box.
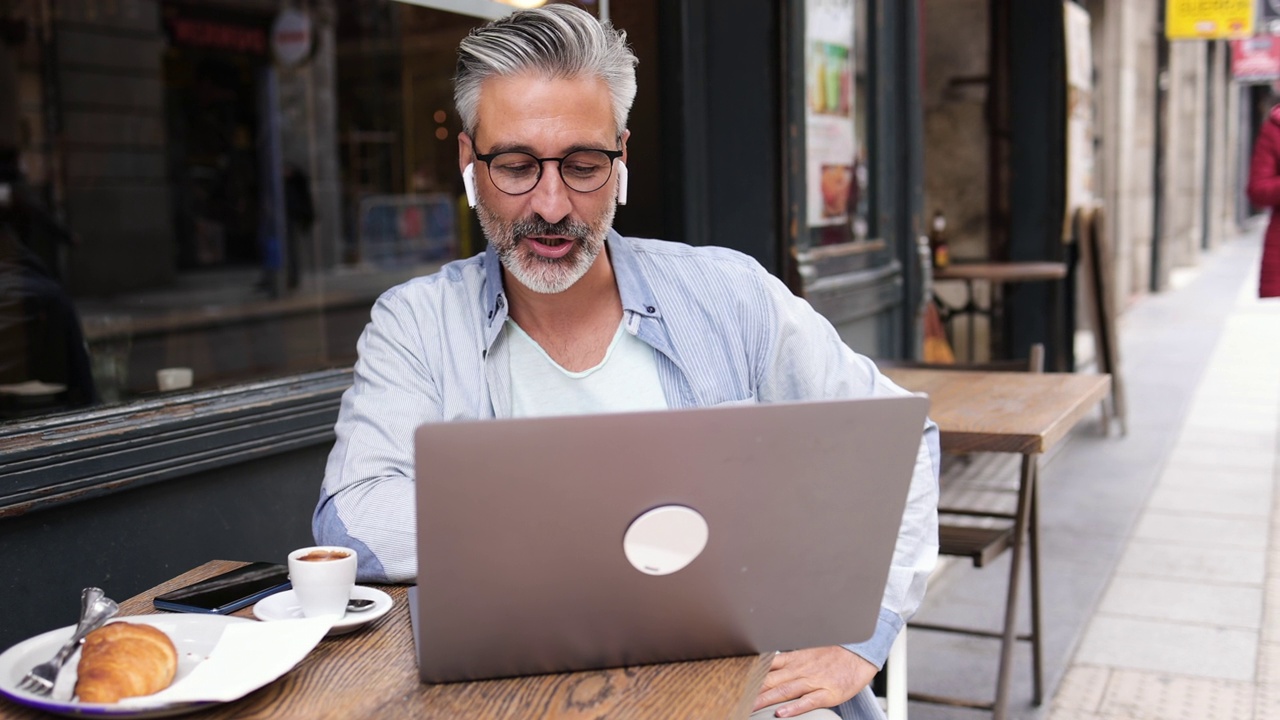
[472,147,624,196]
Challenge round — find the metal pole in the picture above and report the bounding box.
[1151,9,1168,292]
[1200,41,1215,250]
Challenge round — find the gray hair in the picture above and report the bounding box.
[454,4,638,137]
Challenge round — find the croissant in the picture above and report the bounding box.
[74,622,177,704]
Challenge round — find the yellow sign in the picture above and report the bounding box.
[1165,0,1255,40]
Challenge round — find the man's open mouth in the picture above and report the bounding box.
[525,236,576,259]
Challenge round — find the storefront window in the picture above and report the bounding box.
[0,0,606,422]
[802,0,870,248]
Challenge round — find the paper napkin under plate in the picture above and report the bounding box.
[118,615,335,706]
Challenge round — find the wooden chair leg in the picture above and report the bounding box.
[992,454,1037,720]
[1029,462,1044,705]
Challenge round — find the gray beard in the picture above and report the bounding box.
[476,201,615,294]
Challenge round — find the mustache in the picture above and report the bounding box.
[511,216,591,239]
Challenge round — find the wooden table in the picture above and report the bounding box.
[1,561,772,719]
[881,368,1110,720]
[882,368,1109,455]
[932,261,1068,362]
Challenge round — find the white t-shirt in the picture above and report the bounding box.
[507,319,668,418]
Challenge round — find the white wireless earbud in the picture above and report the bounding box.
[616,161,628,206]
[462,163,477,208]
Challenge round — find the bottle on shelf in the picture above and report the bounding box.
[929,210,950,269]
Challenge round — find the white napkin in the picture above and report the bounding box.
[118,616,335,706]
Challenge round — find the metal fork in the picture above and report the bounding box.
[17,588,118,696]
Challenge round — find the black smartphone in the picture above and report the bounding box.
[153,562,291,614]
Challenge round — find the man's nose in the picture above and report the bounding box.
[528,162,573,225]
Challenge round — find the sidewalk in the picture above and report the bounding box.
[905,223,1280,719]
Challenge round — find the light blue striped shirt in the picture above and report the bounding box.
[315,230,940,685]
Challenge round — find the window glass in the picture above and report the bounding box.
[801,0,871,248]
[0,0,608,422]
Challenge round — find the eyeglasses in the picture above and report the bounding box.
[473,147,624,195]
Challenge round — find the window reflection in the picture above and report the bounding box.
[0,0,590,421]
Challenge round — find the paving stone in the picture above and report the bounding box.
[1052,665,1110,712]
[1075,616,1256,681]
[1096,669,1255,720]
[1116,541,1266,585]
[1097,575,1262,629]
[1145,484,1272,518]
[1257,682,1280,720]
[1045,711,1116,720]
[1131,511,1269,550]
[1260,643,1280,685]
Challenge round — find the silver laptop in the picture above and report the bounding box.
[410,395,929,683]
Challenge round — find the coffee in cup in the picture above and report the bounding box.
[288,545,357,618]
[297,549,351,563]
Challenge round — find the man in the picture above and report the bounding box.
[314,6,939,719]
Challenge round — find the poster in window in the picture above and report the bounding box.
[1064,1,1094,240]
[805,0,856,228]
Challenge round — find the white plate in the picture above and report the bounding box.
[252,586,392,636]
[0,614,252,719]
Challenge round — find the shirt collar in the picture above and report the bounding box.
[482,229,662,325]
[606,229,662,320]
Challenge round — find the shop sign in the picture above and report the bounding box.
[1164,0,1254,40]
[164,7,267,56]
[272,8,313,67]
[1232,35,1280,81]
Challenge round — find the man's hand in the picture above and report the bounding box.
[752,646,878,718]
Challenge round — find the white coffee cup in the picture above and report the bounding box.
[287,546,357,618]
[156,367,194,391]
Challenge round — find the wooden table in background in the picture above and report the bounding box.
[932,261,1068,362]
[1,561,772,719]
[882,368,1109,455]
[882,368,1109,720]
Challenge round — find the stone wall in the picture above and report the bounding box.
[921,0,989,263]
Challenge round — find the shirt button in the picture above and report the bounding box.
[646,305,656,313]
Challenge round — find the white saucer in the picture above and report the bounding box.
[252,586,393,636]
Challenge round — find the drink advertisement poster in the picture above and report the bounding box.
[805,0,856,227]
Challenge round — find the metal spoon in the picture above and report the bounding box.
[346,598,376,612]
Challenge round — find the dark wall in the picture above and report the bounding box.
[610,0,667,241]
[0,444,326,651]
[1006,1,1067,367]
[657,0,781,270]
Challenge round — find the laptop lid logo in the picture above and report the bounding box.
[622,505,709,576]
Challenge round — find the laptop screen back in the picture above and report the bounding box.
[412,395,929,683]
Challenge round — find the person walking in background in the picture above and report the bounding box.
[283,163,315,291]
[1246,104,1280,298]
